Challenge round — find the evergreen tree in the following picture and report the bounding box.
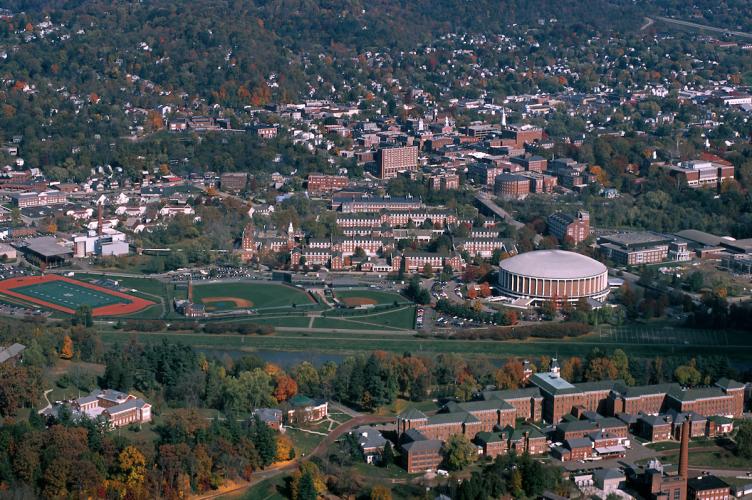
[381,440,394,467]
[252,415,277,467]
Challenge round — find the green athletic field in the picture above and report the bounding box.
[191,282,313,311]
[14,281,129,309]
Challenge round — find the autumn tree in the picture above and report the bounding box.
[275,433,294,461]
[273,374,298,402]
[60,335,74,360]
[290,462,326,500]
[370,485,393,500]
[443,434,476,471]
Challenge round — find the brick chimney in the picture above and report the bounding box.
[678,416,690,479]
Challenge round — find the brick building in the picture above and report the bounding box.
[548,210,590,245]
[219,172,248,193]
[307,173,349,195]
[376,145,418,179]
[494,173,530,199]
[11,190,66,208]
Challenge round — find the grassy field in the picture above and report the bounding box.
[334,289,409,306]
[314,307,416,330]
[98,327,752,361]
[192,282,313,311]
[659,449,751,469]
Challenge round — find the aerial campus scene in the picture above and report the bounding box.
[2,1,752,499]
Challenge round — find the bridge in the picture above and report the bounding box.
[474,192,525,229]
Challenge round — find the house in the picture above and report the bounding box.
[285,395,328,424]
[552,437,592,462]
[73,389,151,428]
[253,408,283,431]
[0,343,25,365]
[593,468,625,494]
[350,426,388,464]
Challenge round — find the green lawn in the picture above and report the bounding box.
[660,449,751,469]
[192,282,313,311]
[314,307,416,330]
[243,476,287,500]
[284,428,325,457]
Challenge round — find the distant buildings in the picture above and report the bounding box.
[11,190,66,208]
[219,172,248,193]
[307,173,349,195]
[669,160,735,188]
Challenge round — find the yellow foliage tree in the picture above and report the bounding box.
[60,335,74,360]
[47,222,58,234]
[370,485,393,500]
[118,446,147,493]
[275,433,294,461]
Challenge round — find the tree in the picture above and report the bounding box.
[273,374,298,402]
[422,262,433,277]
[275,434,294,461]
[252,415,277,467]
[674,363,702,387]
[118,446,147,494]
[585,357,618,381]
[290,462,325,500]
[60,335,74,360]
[381,440,395,467]
[443,434,476,471]
[370,485,393,500]
[561,357,583,382]
[73,305,93,328]
[735,420,752,459]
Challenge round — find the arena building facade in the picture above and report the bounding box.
[497,250,609,304]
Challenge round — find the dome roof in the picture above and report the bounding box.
[499,250,607,280]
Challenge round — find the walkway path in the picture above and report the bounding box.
[196,414,393,499]
[38,389,53,414]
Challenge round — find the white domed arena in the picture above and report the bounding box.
[498,250,609,304]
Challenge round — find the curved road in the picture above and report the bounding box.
[653,16,752,39]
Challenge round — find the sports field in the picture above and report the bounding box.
[334,289,408,307]
[192,281,314,311]
[0,275,154,316]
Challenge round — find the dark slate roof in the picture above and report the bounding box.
[715,378,744,390]
[593,468,625,482]
[667,386,727,402]
[565,438,593,450]
[398,408,428,420]
[481,387,542,401]
[106,398,147,415]
[475,431,506,444]
[403,428,427,442]
[401,439,443,453]
[557,420,598,433]
[687,475,729,491]
[253,408,282,423]
[0,343,25,363]
[426,411,479,426]
[444,399,514,413]
[508,424,545,441]
[612,383,680,399]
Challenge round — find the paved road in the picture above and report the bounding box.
[197,414,393,499]
[653,16,752,39]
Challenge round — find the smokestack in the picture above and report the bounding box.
[678,416,690,479]
[188,277,193,302]
[97,203,103,237]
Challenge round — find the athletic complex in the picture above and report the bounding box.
[0,275,154,316]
